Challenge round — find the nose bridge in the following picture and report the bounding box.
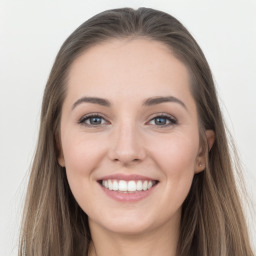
[109,118,145,164]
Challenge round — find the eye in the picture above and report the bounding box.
[79,114,109,126]
[148,114,177,127]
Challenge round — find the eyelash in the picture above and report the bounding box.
[78,113,177,127]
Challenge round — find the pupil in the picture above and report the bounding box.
[91,117,101,124]
[156,117,166,125]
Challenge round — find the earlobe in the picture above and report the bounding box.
[58,152,65,167]
[56,135,65,167]
[195,160,205,173]
[195,130,215,174]
[195,161,205,173]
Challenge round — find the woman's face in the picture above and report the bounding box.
[59,38,208,235]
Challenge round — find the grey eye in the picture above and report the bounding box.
[148,115,177,126]
[87,116,104,125]
[80,115,108,126]
[154,117,169,125]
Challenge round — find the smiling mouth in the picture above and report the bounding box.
[99,179,159,193]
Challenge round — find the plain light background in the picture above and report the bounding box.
[0,0,255,255]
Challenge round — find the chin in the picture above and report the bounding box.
[97,220,154,235]
[89,207,179,236]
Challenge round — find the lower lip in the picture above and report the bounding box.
[100,184,157,202]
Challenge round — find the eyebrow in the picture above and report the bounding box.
[143,96,187,110]
[72,96,187,110]
[72,96,111,109]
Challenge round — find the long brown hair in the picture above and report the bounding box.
[19,7,254,256]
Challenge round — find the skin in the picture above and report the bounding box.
[58,38,214,256]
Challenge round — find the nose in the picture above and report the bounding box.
[108,122,146,165]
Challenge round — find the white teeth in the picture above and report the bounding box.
[142,181,148,191]
[103,180,108,188]
[127,181,136,192]
[148,181,153,189]
[101,179,156,192]
[108,180,113,190]
[119,180,127,191]
[136,180,143,191]
[113,180,118,191]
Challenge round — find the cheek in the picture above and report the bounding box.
[149,131,199,206]
[62,133,105,176]
[62,135,106,214]
[162,141,198,174]
[61,133,105,200]
[150,130,199,172]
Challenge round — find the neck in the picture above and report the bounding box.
[88,216,180,256]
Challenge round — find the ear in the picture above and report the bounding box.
[56,134,65,167]
[195,130,215,173]
[205,130,215,151]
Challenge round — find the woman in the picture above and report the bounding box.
[19,7,254,256]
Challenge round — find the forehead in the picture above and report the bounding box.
[65,38,195,109]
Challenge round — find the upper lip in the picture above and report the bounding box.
[98,174,158,181]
